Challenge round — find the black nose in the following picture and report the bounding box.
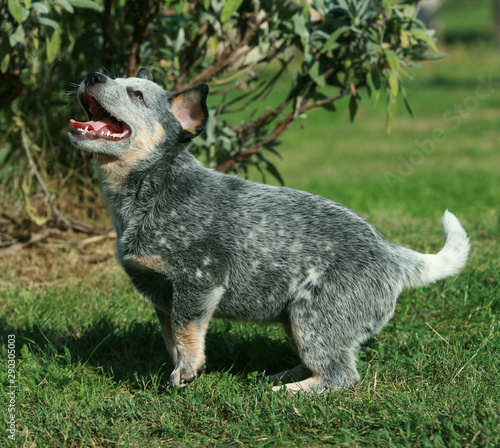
[86,72,107,86]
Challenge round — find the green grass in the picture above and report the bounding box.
[440,0,493,45]
[2,4,499,447]
[1,268,498,447]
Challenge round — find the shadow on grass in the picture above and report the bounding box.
[0,315,298,390]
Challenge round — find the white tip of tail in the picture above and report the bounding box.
[419,210,470,285]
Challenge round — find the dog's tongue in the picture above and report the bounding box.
[70,119,123,134]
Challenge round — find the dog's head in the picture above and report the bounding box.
[68,68,209,160]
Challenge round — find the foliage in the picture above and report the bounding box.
[0,0,439,228]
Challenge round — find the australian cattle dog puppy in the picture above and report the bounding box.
[69,68,470,393]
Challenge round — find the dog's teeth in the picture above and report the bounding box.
[107,131,111,137]
[84,126,89,131]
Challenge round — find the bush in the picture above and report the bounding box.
[0,0,440,229]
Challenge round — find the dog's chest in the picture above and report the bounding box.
[115,222,175,277]
[113,203,208,283]
[120,252,174,279]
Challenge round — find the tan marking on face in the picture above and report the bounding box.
[122,254,171,276]
[97,121,165,192]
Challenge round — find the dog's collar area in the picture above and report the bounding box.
[70,93,131,141]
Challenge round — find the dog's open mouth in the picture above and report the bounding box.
[70,93,131,141]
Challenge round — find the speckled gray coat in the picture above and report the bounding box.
[69,68,470,393]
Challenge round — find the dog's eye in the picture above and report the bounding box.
[130,90,144,102]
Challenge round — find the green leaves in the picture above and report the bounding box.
[349,93,358,122]
[319,25,351,53]
[8,0,25,24]
[387,70,398,97]
[1,0,107,76]
[303,0,441,133]
[68,0,104,12]
[293,13,309,44]
[9,25,26,47]
[56,0,75,13]
[159,0,441,174]
[220,0,244,23]
[0,144,14,181]
[37,17,60,30]
[384,48,401,71]
[46,29,61,63]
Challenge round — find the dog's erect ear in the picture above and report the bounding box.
[171,84,209,140]
[136,67,153,81]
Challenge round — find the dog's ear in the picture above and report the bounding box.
[136,67,153,81]
[170,84,209,141]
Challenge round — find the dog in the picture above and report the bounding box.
[68,67,470,393]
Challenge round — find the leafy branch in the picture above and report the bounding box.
[0,0,441,231]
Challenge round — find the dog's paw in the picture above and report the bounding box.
[270,373,326,394]
[169,365,203,388]
[259,365,312,386]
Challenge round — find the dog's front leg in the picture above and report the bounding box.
[169,316,210,388]
[154,307,178,365]
[167,284,220,388]
[156,306,206,388]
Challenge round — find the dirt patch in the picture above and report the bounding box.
[0,224,120,289]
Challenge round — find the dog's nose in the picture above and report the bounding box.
[86,72,107,86]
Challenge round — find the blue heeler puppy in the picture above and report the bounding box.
[69,68,470,393]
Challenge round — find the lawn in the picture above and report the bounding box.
[1,2,499,447]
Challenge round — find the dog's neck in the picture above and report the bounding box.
[95,122,167,193]
[99,149,200,237]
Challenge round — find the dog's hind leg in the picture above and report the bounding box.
[279,302,361,393]
[260,320,313,386]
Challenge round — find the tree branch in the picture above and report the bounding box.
[0,73,23,109]
[21,129,105,234]
[127,0,162,77]
[177,13,267,90]
[216,87,351,173]
[176,20,210,86]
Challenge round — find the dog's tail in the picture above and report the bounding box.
[401,210,470,288]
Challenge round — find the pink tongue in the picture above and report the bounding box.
[70,119,123,134]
